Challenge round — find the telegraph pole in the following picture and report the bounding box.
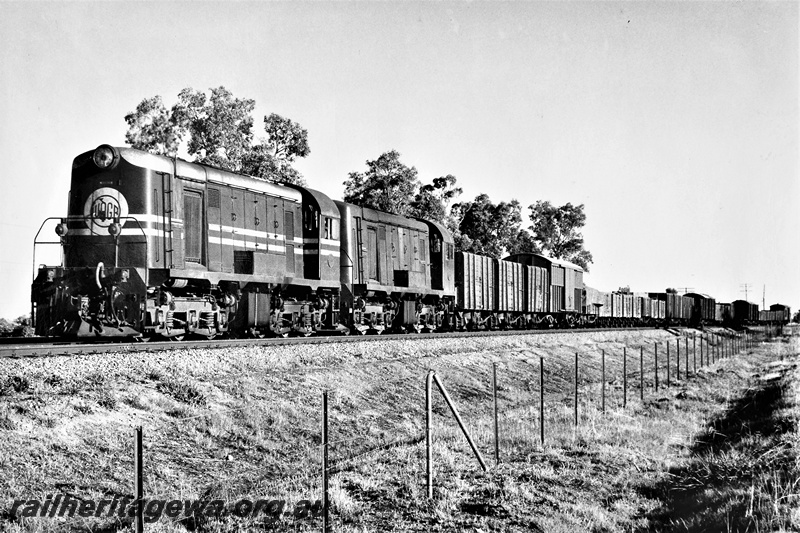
[740,283,751,301]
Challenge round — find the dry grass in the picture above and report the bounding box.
[0,329,796,532]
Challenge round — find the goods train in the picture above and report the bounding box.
[30,145,790,339]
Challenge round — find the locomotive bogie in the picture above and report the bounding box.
[145,294,225,340]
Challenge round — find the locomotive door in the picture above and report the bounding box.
[268,197,284,255]
[152,173,166,268]
[160,173,180,269]
[244,191,267,253]
[284,209,295,275]
[366,226,378,282]
[390,227,399,271]
[182,188,203,265]
[379,227,389,285]
[411,230,420,273]
[207,187,223,271]
[398,227,409,269]
[229,191,246,251]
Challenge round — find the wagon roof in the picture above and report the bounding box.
[504,252,584,272]
[684,292,713,299]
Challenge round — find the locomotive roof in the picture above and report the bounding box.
[416,218,454,244]
[116,147,302,203]
[335,201,428,231]
[285,184,340,219]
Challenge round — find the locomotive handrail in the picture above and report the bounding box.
[32,215,150,286]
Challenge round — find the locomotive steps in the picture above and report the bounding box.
[0,328,797,531]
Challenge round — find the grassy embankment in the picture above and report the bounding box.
[0,328,797,532]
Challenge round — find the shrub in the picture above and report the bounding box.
[157,379,206,406]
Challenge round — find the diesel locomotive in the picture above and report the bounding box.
[30,145,789,339]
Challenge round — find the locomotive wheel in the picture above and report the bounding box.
[168,335,185,342]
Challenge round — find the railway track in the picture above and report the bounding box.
[0,327,664,359]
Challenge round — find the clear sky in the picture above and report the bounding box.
[0,1,797,320]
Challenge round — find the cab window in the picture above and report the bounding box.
[323,217,338,240]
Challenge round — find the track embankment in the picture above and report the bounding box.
[0,328,793,532]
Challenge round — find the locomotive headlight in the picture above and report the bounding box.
[55,222,68,237]
[92,145,118,169]
[108,221,122,237]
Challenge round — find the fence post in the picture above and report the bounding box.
[323,391,330,529]
[676,339,680,381]
[692,334,696,374]
[623,347,627,408]
[432,374,488,472]
[133,426,143,533]
[700,334,704,367]
[601,349,605,413]
[492,363,499,466]
[666,341,670,387]
[639,347,644,401]
[654,343,659,392]
[539,357,545,448]
[685,337,689,378]
[574,352,579,426]
[425,373,433,499]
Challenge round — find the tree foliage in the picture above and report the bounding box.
[124,87,309,184]
[343,151,420,216]
[451,194,537,258]
[171,87,256,171]
[528,201,593,270]
[0,315,33,338]
[410,174,462,224]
